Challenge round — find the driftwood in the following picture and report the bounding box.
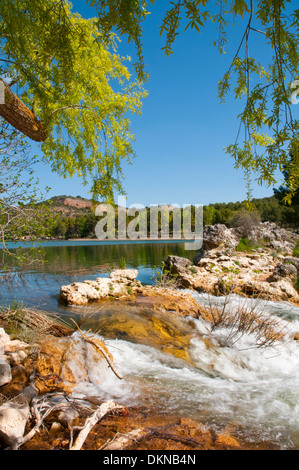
[0,80,48,142]
[69,400,124,450]
[100,428,148,450]
[0,322,126,450]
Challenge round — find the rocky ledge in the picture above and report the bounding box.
[60,269,141,305]
[163,222,299,305]
[59,268,205,317]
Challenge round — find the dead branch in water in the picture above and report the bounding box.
[70,319,123,380]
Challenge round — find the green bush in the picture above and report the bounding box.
[235,237,255,253]
[295,276,299,292]
[293,241,299,257]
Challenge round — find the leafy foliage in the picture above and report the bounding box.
[0,0,146,202]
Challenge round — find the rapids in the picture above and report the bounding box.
[67,292,299,450]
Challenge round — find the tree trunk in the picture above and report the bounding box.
[0,80,48,142]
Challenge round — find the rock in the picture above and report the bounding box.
[248,221,298,253]
[284,257,299,273]
[30,333,115,395]
[269,261,298,282]
[109,269,138,282]
[60,269,141,305]
[201,224,238,252]
[0,402,30,448]
[163,255,196,288]
[0,328,11,354]
[163,237,299,304]
[0,360,12,387]
[0,385,36,449]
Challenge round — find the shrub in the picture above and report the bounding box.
[293,241,299,257]
[205,295,289,349]
[235,237,255,253]
[152,262,180,289]
[228,210,261,237]
[119,257,127,269]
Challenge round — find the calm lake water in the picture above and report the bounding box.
[0,240,194,312]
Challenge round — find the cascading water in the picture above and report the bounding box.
[69,291,299,450]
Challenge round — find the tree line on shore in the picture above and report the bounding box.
[50,194,299,240]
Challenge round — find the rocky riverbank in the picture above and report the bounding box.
[1,221,298,450]
[163,222,299,305]
[59,222,299,306]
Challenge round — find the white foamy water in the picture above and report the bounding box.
[70,293,299,449]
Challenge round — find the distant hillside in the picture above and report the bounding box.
[43,195,94,217]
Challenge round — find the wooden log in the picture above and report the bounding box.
[0,80,48,142]
[100,428,147,450]
[70,400,123,450]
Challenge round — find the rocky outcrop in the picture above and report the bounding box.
[247,221,298,253]
[59,267,209,324]
[163,223,299,304]
[201,224,239,252]
[60,269,141,305]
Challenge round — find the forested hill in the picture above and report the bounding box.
[43,194,298,240]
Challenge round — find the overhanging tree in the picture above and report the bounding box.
[0,0,146,202]
[0,119,56,274]
[0,0,299,203]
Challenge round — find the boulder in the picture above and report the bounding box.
[163,255,196,288]
[201,224,238,252]
[0,385,36,449]
[269,261,298,282]
[60,269,142,305]
[0,360,12,387]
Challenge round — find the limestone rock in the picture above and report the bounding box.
[109,268,138,282]
[163,255,196,288]
[0,360,12,387]
[202,224,238,252]
[0,385,36,449]
[60,269,141,305]
[269,261,298,281]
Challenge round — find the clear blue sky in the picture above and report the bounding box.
[32,0,288,207]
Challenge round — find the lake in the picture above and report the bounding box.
[0,240,194,312]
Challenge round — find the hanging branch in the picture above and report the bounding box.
[0,80,48,142]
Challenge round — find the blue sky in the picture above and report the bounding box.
[32,1,290,207]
